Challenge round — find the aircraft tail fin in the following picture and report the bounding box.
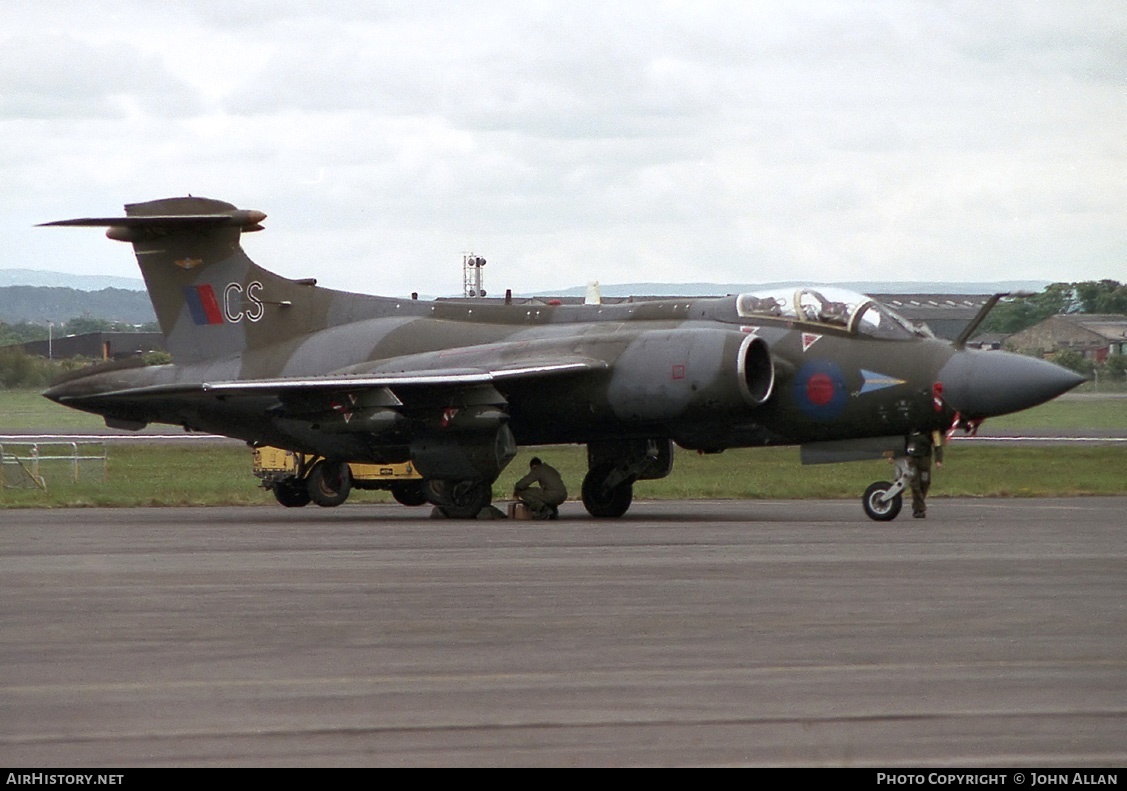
[42,196,327,364]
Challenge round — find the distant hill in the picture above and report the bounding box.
[0,286,155,324]
[530,281,1052,298]
[0,269,145,291]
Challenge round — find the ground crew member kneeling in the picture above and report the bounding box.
[513,457,567,520]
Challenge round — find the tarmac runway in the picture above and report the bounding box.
[2,498,1125,767]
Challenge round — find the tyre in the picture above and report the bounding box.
[862,481,902,522]
[581,463,634,518]
[272,478,310,508]
[432,479,492,519]
[390,481,428,507]
[307,460,352,507]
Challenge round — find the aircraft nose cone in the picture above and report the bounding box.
[938,349,1086,419]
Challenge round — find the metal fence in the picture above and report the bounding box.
[0,441,107,490]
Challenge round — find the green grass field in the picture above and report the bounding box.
[986,397,1127,430]
[2,388,1125,507]
[1,389,110,430]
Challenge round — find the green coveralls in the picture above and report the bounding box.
[907,430,944,518]
[513,463,568,519]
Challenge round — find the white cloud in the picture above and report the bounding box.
[0,34,200,119]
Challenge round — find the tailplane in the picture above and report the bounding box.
[42,197,323,363]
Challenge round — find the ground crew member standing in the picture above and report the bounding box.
[513,457,567,520]
[906,429,944,519]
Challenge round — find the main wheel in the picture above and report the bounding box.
[581,463,634,518]
[391,481,428,507]
[430,479,492,519]
[862,481,902,522]
[307,460,352,507]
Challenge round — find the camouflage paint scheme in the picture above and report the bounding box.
[42,197,1084,519]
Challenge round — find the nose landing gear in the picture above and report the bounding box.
[862,457,911,522]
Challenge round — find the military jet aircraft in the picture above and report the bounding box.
[41,196,1085,520]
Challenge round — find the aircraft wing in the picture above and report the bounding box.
[51,357,605,403]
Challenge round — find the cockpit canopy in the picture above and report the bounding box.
[735,287,923,340]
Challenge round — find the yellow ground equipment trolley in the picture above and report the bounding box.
[252,446,427,508]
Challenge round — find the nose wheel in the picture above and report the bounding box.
[863,481,903,521]
[861,457,910,521]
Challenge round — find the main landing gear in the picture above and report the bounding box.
[390,481,428,507]
[580,438,674,519]
[423,478,493,519]
[862,457,911,522]
[581,463,635,518]
[272,477,311,508]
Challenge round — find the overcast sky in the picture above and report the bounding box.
[1,0,1122,297]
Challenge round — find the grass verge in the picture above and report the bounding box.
[1,444,1123,508]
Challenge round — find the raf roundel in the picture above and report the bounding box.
[793,359,848,420]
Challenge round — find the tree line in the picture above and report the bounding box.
[0,317,160,348]
[981,280,1127,382]
[0,317,164,389]
[979,279,1127,334]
